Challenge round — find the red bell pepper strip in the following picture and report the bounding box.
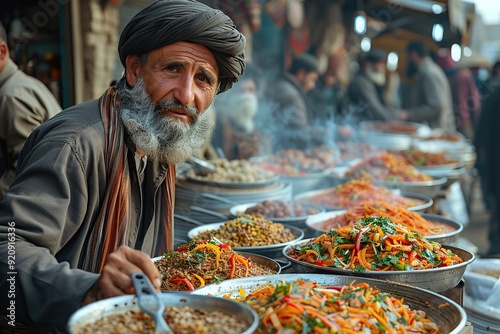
[354,227,370,254]
[169,278,195,291]
[229,254,236,279]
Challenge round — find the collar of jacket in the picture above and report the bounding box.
[0,59,19,87]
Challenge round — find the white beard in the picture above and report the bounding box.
[118,78,214,164]
[366,68,386,86]
[223,93,258,134]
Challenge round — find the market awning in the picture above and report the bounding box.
[364,0,465,47]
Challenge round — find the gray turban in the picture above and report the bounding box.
[118,0,246,93]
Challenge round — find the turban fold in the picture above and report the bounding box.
[118,0,246,93]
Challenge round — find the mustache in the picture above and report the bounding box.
[155,100,199,120]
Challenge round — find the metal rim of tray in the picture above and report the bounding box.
[191,273,467,334]
[281,240,475,292]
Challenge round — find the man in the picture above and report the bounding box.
[0,1,245,332]
[397,41,455,132]
[436,49,481,139]
[212,63,263,159]
[266,53,321,150]
[346,49,394,122]
[0,22,61,199]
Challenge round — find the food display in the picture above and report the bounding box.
[237,278,443,333]
[373,121,419,134]
[288,216,463,272]
[154,240,276,291]
[297,180,424,209]
[74,305,247,334]
[186,159,275,183]
[314,201,456,236]
[390,148,459,167]
[345,152,434,182]
[191,216,296,247]
[252,149,337,176]
[242,200,321,218]
[336,141,380,161]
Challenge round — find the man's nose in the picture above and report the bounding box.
[173,76,195,106]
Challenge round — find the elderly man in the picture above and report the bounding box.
[397,41,455,131]
[346,49,394,122]
[0,22,61,199]
[0,0,245,332]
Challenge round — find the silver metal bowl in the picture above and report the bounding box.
[67,292,258,334]
[187,222,304,258]
[192,273,467,334]
[305,211,463,245]
[228,202,325,228]
[282,241,474,293]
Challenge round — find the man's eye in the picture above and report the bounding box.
[197,74,210,84]
[165,66,178,72]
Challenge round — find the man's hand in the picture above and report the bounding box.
[81,245,161,306]
[397,109,410,121]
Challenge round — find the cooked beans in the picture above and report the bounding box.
[244,200,320,218]
[74,306,248,334]
[187,159,275,183]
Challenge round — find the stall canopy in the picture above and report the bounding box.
[364,0,465,47]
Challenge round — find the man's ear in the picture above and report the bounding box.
[0,42,9,66]
[125,55,141,86]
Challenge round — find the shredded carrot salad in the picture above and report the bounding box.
[289,217,463,272]
[345,152,434,182]
[300,180,421,209]
[240,279,441,333]
[155,240,276,291]
[317,201,455,236]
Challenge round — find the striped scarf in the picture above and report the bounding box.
[83,86,176,273]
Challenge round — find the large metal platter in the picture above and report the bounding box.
[184,174,280,189]
[187,222,304,258]
[67,292,258,334]
[305,211,463,245]
[282,241,474,293]
[294,188,433,212]
[192,273,467,334]
[415,160,464,172]
[228,202,325,226]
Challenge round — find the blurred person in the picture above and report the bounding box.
[437,49,481,139]
[346,49,394,122]
[473,84,500,257]
[0,21,61,199]
[265,52,322,150]
[0,1,245,332]
[212,63,263,159]
[397,41,455,132]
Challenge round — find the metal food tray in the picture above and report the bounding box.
[187,222,304,258]
[192,273,467,334]
[282,241,474,293]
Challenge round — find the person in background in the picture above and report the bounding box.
[346,49,394,122]
[0,0,245,332]
[473,84,500,257]
[265,52,322,151]
[212,63,264,160]
[397,40,455,132]
[0,21,61,199]
[436,49,481,139]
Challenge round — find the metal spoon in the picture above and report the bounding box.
[132,273,173,334]
[188,156,217,175]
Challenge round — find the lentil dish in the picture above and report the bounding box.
[186,159,275,183]
[192,216,296,247]
[74,305,247,334]
[155,240,276,291]
[243,200,321,218]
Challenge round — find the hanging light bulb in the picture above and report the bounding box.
[360,37,371,52]
[432,23,444,42]
[354,12,367,35]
